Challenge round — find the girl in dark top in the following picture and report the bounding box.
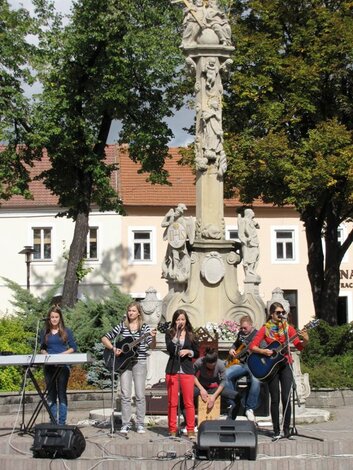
[40,305,77,425]
[165,309,199,438]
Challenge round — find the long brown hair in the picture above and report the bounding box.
[123,301,144,331]
[169,309,194,341]
[266,302,284,322]
[44,305,68,344]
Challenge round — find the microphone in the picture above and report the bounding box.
[277,313,287,320]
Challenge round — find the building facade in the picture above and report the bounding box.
[0,146,352,327]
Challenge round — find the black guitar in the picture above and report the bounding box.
[104,321,170,372]
[247,319,319,382]
[104,332,152,372]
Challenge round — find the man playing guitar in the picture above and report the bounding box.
[225,315,261,422]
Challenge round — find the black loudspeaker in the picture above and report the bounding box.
[196,419,257,461]
[32,423,86,459]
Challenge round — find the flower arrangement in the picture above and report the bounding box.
[204,320,240,342]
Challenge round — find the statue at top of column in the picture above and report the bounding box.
[237,209,260,278]
[179,0,232,47]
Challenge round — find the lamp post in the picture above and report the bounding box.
[18,246,35,291]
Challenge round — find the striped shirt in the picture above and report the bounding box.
[104,322,153,361]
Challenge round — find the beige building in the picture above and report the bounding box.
[0,145,352,327]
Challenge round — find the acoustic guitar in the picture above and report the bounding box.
[225,343,249,368]
[247,319,319,382]
[104,321,169,372]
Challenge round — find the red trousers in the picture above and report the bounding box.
[166,373,195,433]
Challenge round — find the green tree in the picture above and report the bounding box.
[223,0,353,324]
[32,0,184,307]
[0,1,47,200]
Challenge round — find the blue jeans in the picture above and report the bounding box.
[44,365,70,425]
[225,363,260,411]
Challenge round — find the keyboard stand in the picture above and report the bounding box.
[19,366,62,434]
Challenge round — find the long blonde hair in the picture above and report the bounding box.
[123,301,144,331]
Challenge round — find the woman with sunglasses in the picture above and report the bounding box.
[249,302,309,441]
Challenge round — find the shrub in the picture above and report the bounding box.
[0,281,132,391]
[302,354,353,388]
[0,316,37,391]
[65,284,132,353]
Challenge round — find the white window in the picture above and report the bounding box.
[128,227,156,264]
[84,227,98,260]
[226,225,239,241]
[322,224,349,264]
[33,228,52,260]
[338,226,349,263]
[271,226,299,264]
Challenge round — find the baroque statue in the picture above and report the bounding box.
[161,203,195,283]
[238,208,260,278]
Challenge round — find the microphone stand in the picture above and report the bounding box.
[283,319,323,442]
[19,318,57,434]
[109,337,118,436]
[175,326,183,437]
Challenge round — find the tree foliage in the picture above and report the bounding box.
[29,0,184,306]
[0,1,47,200]
[223,0,353,324]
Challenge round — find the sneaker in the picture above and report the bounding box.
[187,431,196,439]
[272,431,282,442]
[182,425,197,434]
[227,404,238,420]
[136,425,145,434]
[245,409,256,422]
[283,428,292,439]
[120,424,131,434]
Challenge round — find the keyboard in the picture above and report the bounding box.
[0,353,92,367]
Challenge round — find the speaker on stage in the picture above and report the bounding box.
[32,423,86,459]
[196,419,257,461]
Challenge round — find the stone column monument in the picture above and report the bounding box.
[164,0,266,328]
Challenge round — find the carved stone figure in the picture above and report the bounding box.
[180,0,232,47]
[204,0,232,45]
[204,57,219,90]
[140,287,162,328]
[201,96,227,176]
[237,208,260,277]
[162,204,195,283]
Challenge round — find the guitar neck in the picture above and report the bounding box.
[235,344,249,359]
[275,329,303,354]
[129,332,151,348]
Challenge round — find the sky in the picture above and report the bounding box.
[9,0,194,147]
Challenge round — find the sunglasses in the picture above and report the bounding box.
[274,310,285,314]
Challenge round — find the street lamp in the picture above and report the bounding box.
[18,246,35,291]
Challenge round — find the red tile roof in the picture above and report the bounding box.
[0,145,267,209]
[117,146,198,207]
